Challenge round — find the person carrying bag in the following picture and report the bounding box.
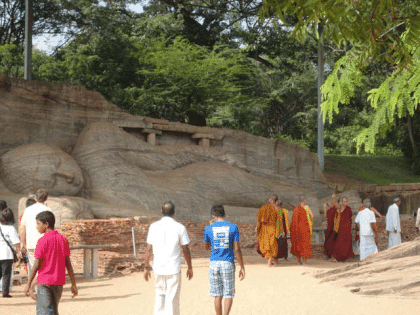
[0,207,21,298]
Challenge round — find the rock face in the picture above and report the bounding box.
[0,77,332,222]
[1,144,84,196]
[314,238,420,297]
[18,196,95,227]
[72,122,314,219]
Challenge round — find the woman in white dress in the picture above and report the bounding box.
[0,207,21,298]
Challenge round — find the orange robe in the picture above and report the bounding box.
[256,203,278,258]
[290,205,312,258]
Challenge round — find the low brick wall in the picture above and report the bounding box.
[57,218,260,276]
[56,216,419,276]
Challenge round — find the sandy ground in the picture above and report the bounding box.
[2,256,419,315]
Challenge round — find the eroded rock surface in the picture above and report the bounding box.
[314,237,420,297]
[1,144,84,196]
[0,77,331,222]
[72,122,314,219]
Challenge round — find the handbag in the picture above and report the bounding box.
[0,226,18,263]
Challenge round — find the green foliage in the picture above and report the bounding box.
[0,44,23,77]
[325,155,415,185]
[272,134,309,149]
[35,22,141,110]
[132,36,259,123]
[356,48,420,152]
[261,0,420,155]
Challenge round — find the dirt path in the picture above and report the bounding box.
[2,256,419,315]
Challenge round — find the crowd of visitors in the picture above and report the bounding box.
[256,194,406,266]
[1,189,78,315]
[0,188,413,315]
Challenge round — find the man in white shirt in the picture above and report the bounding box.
[355,200,378,261]
[19,189,51,273]
[415,208,420,232]
[386,197,402,248]
[144,202,193,315]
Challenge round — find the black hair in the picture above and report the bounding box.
[0,208,15,225]
[36,211,55,229]
[162,201,175,217]
[0,200,7,211]
[26,198,36,208]
[211,205,225,218]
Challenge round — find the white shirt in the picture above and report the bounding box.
[0,224,20,260]
[416,208,420,228]
[355,208,376,236]
[20,203,51,249]
[386,203,401,232]
[147,216,190,275]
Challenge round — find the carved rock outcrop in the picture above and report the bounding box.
[72,121,314,219]
[1,144,84,196]
[18,196,94,227]
[0,77,331,222]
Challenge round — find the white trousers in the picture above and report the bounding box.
[359,235,378,261]
[154,272,181,315]
[388,232,401,249]
[27,249,36,275]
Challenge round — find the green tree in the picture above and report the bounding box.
[131,36,261,125]
[260,0,420,152]
[0,44,23,77]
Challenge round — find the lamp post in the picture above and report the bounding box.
[24,0,33,80]
[317,23,325,170]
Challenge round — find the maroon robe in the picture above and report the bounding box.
[276,211,288,259]
[324,206,354,261]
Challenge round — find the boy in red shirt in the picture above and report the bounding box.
[24,211,78,314]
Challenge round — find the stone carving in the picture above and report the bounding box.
[1,144,84,196]
[18,196,94,227]
[0,77,332,222]
[72,121,314,220]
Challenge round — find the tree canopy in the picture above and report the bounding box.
[1,0,416,166]
[261,0,420,154]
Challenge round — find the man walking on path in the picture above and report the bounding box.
[355,200,378,261]
[386,197,402,248]
[204,205,245,315]
[144,201,193,315]
[19,189,51,273]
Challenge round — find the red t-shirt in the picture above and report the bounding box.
[35,230,70,286]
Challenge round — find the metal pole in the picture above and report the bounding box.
[317,23,325,170]
[24,0,33,80]
[132,227,137,259]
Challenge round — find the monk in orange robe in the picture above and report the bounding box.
[290,196,313,265]
[256,195,278,266]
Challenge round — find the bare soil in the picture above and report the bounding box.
[2,256,419,315]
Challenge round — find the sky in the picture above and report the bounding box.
[33,3,144,55]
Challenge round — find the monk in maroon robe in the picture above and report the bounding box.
[324,195,354,262]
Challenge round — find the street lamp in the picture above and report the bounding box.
[24,0,33,80]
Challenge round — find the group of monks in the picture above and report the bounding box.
[256,195,314,266]
[256,193,392,266]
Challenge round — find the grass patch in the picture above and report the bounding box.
[324,155,420,185]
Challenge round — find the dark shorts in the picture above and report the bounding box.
[37,284,63,315]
